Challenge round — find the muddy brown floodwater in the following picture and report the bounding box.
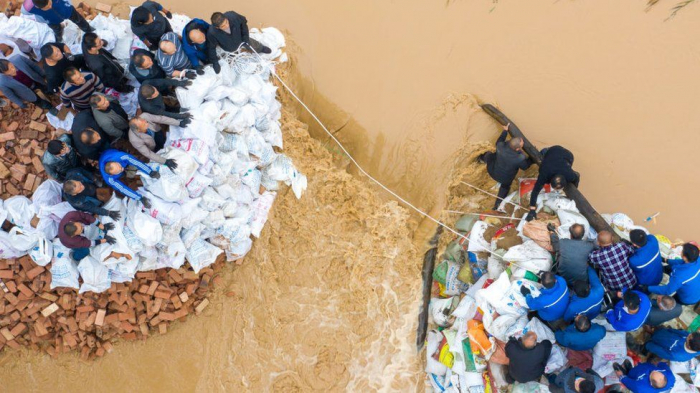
[0,0,699,392]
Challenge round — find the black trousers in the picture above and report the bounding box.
[49,7,92,43]
[33,97,53,109]
[154,130,166,152]
[484,152,514,210]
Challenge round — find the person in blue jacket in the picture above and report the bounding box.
[606,289,650,331]
[646,328,700,362]
[22,0,94,43]
[521,272,569,322]
[182,18,211,74]
[629,230,663,287]
[554,315,606,351]
[648,243,700,305]
[99,149,159,208]
[615,361,675,393]
[563,267,605,322]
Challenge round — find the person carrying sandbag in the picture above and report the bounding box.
[614,361,675,393]
[22,0,94,43]
[57,211,115,261]
[62,168,120,220]
[99,149,160,209]
[128,114,182,166]
[563,267,604,323]
[206,10,271,74]
[504,331,552,384]
[526,145,580,221]
[648,243,700,305]
[521,271,569,322]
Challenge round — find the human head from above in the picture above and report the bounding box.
[521,331,538,349]
[139,84,159,100]
[211,12,229,30]
[129,118,148,133]
[577,379,596,393]
[682,243,699,263]
[649,371,668,389]
[33,0,52,11]
[104,161,124,176]
[551,174,567,191]
[572,279,590,298]
[47,139,70,157]
[569,223,585,240]
[158,39,176,55]
[64,221,83,237]
[597,230,613,247]
[40,44,63,62]
[657,295,676,312]
[133,53,153,70]
[574,314,591,333]
[507,137,524,152]
[83,32,104,53]
[623,291,640,314]
[540,271,556,289]
[0,59,15,76]
[80,128,102,146]
[63,180,85,196]
[0,43,13,57]
[89,94,110,111]
[188,29,206,44]
[629,229,648,248]
[63,67,85,85]
[686,332,700,351]
[132,7,154,25]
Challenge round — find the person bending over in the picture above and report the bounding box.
[99,149,160,208]
[206,10,271,73]
[555,315,606,351]
[22,0,93,43]
[550,223,596,286]
[82,32,132,92]
[526,145,579,221]
[648,243,700,305]
[0,58,54,113]
[130,0,173,50]
[504,331,552,383]
[138,83,191,121]
[41,135,79,182]
[646,328,700,362]
[589,230,636,292]
[522,272,569,322]
[58,211,115,261]
[606,289,651,332]
[128,114,183,166]
[59,67,104,111]
[563,267,604,322]
[63,168,120,219]
[628,229,664,287]
[614,361,675,393]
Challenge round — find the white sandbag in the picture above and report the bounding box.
[544,196,579,213]
[476,271,511,309]
[185,172,213,198]
[46,105,75,130]
[226,237,253,260]
[169,138,211,165]
[31,180,62,207]
[0,231,25,259]
[50,239,80,290]
[487,314,528,342]
[163,148,199,182]
[5,195,36,229]
[426,330,449,376]
[0,15,53,57]
[502,240,553,273]
[78,256,112,294]
[216,218,251,245]
[125,199,163,247]
[523,317,556,343]
[7,226,39,252]
[203,210,226,230]
[139,189,183,225]
[556,209,591,240]
[250,191,276,237]
[186,239,223,273]
[451,295,477,320]
[245,129,276,166]
[263,154,308,199]
[610,213,635,233]
[199,188,226,211]
[156,240,187,269]
[108,257,139,283]
[29,236,53,266]
[430,297,458,327]
[512,382,551,393]
[179,198,208,228]
[141,165,188,202]
[592,331,628,377]
[467,221,491,253]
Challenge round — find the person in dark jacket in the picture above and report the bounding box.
[606,289,651,332]
[478,123,532,210]
[58,210,115,261]
[42,134,79,181]
[526,145,580,221]
[129,50,190,95]
[646,328,700,362]
[207,11,271,73]
[563,267,605,322]
[71,110,110,163]
[89,93,128,140]
[649,243,700,305]
[522,272,569,322]
[629,229,664,287]
[555,315,606,351]
[504,331,552,383]
[550,367,603,393]
[138,83,191,120]
[99,149,159,206]
[82,32,132,93]
[615,361,675,393]
[183,18,211,72]
[130,1,173,50]
[22,0,93,42]
[62,168,120,219]
[549,223,596,286]
[647,295,682,327]
[0,58,54,112]
[40,42,85,93]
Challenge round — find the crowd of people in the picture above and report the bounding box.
[474,123,700,392]
[0,1,271,265]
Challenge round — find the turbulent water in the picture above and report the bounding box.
[0,1,699,392]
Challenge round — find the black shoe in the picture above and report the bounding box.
[612,363,625,374]
[622,359,633,374]
[260,45,272,54]
[477,153,487,164]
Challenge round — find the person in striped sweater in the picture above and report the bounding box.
[59,66,104,111]
[156,32,195,79]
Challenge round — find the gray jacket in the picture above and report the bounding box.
[128,113,179,164]
[92,94,128,140]
[552,233,596,285]
[0,54,45,107]
[41,134,79,181]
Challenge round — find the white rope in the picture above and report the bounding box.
[243,44,471,242]
[459,181,526,211]
[444,210,524,220]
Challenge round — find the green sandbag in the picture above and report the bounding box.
[433,260,449,284]
[523,271,539,282]
[444,240,465,263]
[455,215,478,233]
[457,263,473,284]
[462,338,477,372]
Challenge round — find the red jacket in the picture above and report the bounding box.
[58,211,96,249]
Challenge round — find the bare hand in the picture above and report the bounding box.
[503,122,510,131]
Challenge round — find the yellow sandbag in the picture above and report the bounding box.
[438,342,454,368]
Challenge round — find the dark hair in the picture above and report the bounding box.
[83,32,100,50]
[63,180,79,195]
[540,272,556,289]
[630,229,647,247]
[575,315,591,333]
[64,222,79,237]
[570,224,585,240]
[140,84,156,98]
[211,12,226,27]
[132,6,151,25]
[579,380,596,393]
[551,174,567,189]
[623,291,640,311]
[0,59,10,73]
[40,43,56,59]
[62,66,79,82]
[689,332,700,352]
[47,140,64,155]
[133,53,149,68]
[34,0,50,8]
[89,94,103,108]
[572,280,590,298]
[683,243,700,262]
